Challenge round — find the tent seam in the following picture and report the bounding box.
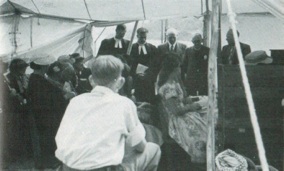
[141,0,146,20]
[30,0,41,14]
[83,0,93,20]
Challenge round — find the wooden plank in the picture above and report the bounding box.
[223,87,284,98]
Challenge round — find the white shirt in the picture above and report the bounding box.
[168,42,177,51]
[55,86,145,170]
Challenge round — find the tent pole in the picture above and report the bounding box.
[203,0,211,46]
[160,20,164,43]
[164,19,168,43]
[206,0,221,170]
[126,21,139,55]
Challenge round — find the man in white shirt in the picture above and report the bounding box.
[157,28,187,63]
[55,55,161,171]
[156,28,187,80]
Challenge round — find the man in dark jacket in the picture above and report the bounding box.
[220,29,251,65]
[130,27,158,103]
[182,34,210,95]
[98,24,130,64]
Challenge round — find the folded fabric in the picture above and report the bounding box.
[215,149,248,171]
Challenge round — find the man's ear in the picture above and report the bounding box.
[116,77,125,92]
[88,75,96,87]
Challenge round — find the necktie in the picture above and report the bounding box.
[171,45,174,51]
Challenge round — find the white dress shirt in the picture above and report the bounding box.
[55,86,145,170]
[168,42,177,51]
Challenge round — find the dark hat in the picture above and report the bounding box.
[137,27,148,34]
[69,53,81,59]
[75,57,84,63]
[245,50,273,65]
[192,33,203,42]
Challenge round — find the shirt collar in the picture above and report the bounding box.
[114,37,122,41]
[168,42,177,48]
[91,85,115,95]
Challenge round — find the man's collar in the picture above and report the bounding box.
[168,42,177,47]
[91,85,115,95]
[114,37,122,41]
[138,42,147,46]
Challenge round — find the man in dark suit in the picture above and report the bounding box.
[130,27,158,103]
[156,28,187,78]
[182,33,210,95]
[220,29,251,65]
[98,24,130,63]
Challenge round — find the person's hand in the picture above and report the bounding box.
[63,82,72,93]
[189,103,202,111]
[10,88,17,97]
[64,92,76,100]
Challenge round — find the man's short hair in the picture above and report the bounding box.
[90,55,124,86]
[227,29,240,37]
[116,24,126,31]
[137,27,149,35]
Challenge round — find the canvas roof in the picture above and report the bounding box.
[0,0,283,23]
[0,0,283,61]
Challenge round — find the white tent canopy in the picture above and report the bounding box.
[0,0,201,22]
[0,0,283,62]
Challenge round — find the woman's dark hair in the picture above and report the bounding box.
[157,52,180,87]
[9,58,28,73]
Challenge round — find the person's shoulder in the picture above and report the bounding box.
[131,43,139,50]
[201,45,210,51]
[114,94,136,108]
[222,44,229,50]
[101,38,114,43]
[123,39,130,44]
[157,43,167,49]
[132,42,139,47]
[185,46,194,52]
[177,42,187,48]
[240,42,250,48]
[147,43,157,48]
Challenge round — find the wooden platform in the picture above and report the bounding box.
[217,65,284,170]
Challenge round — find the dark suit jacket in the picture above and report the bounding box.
[98,37,130,57]
[157,42,187,63]
[220,42,251,64]
[130,42,158,77]
[183,45,210,77]
[182,45,210,95]
[156,42,187,79]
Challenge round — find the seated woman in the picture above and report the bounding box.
[156,52,208,166]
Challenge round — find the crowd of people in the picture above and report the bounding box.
[0,24,276,171]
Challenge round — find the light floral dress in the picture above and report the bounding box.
[158,81,208,163]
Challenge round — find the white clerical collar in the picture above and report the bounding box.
[114,37,122,48]
[138,43,147,55]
